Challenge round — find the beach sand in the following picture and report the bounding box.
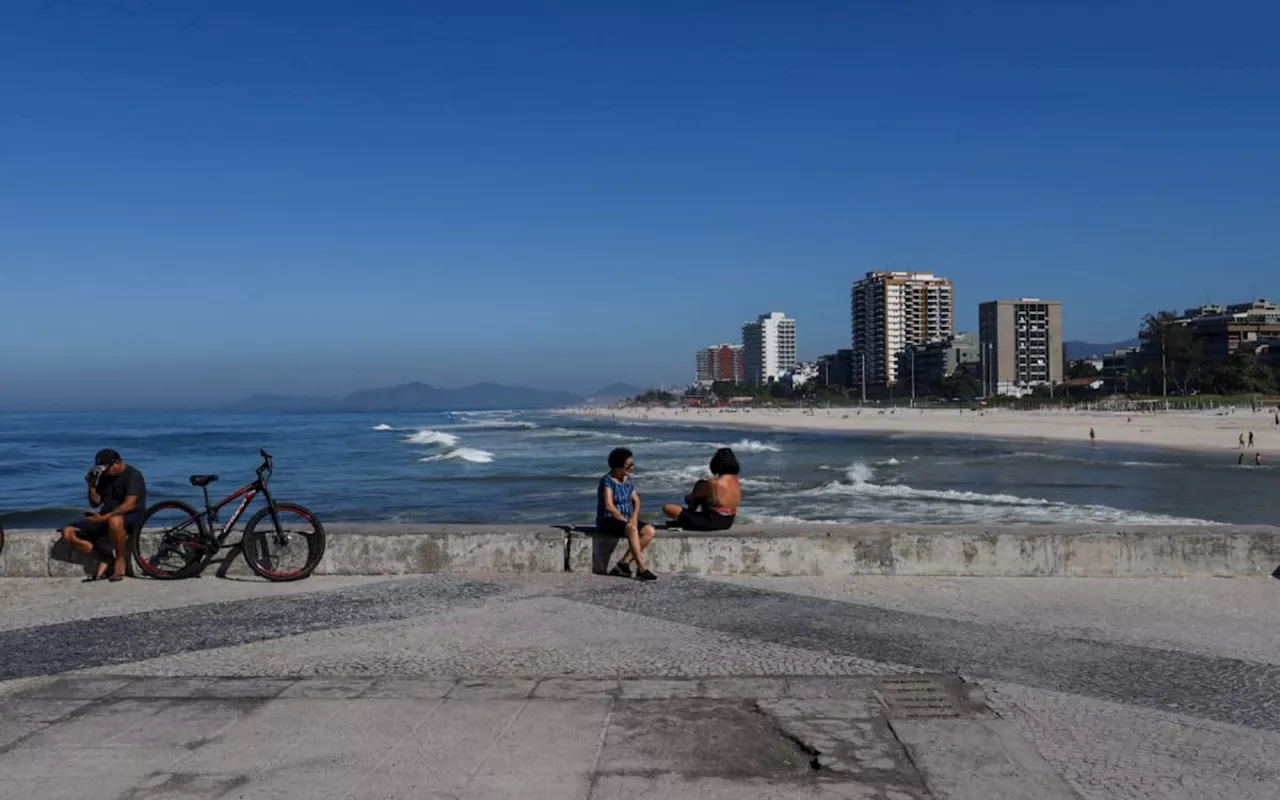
[565,405,1280,455]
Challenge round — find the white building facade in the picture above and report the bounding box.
[851,271,954,387]
[742,312,797,385]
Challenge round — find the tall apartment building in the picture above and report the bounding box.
[695,344,745,385]
[978,299,1064,396]
[851,271,954,387]
[742,312,797,385]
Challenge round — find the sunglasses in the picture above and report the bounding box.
[624,462,635,470]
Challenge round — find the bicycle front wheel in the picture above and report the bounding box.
[132,501,212,579]
[241,503,326,582]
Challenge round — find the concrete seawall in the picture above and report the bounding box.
[3,523,1279,579]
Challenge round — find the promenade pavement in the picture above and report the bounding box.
[2,573,1278,799]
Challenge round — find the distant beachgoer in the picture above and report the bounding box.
[1089,427,1096,444]
[597,448,657,581]
[1256,453,1263,466]
[662,448,741,532]
[1239,433,1246,448]
[1249,431,1255,447]
[1238,453,1245,466]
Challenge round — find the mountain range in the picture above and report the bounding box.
[1064,339,1141,360]
[233,381,646,412]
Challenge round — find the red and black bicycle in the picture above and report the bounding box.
[131,449,326,582]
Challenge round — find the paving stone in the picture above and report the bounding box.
[597,699,812,777]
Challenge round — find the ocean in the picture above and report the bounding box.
[0,410,1270,529]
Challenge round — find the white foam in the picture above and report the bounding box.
[725,439,781,453]
[877,457,901,466]
[440,420,539,430]
[798,465,1217,525]
[404,429,461,448]
[845,462,876,485]
[531,428,649,443]
[419,447,495,464]
[372,423,395,431]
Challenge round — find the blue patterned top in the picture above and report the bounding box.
[597,474,635,523]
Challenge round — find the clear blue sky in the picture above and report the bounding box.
[2,1,1277,409]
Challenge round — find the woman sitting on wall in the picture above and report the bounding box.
[662,447,740,531]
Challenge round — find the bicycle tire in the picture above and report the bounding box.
[131,501,211,579]
[241,503,326,582]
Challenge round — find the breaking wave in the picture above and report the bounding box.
[372,423,395,431]
[404,429,461,448]
[724,439,781,453]
[419,447,496,464]
[799,462,1219,525]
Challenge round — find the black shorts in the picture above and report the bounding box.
[596,517,652,536]
[676,509,735,532]
[64,513,141,542]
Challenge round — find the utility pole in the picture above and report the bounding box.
[980,342,987,399]
[1161,328,1168,399]
[860,352,867,406]
[910,349,916,407]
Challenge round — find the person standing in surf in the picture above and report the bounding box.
[662,447,741,531]
[597,448,658,581]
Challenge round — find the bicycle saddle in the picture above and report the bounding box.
[189,474,219,487]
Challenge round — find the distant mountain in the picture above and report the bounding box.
[233,382,583,412]
[1065,339,1141,360]
[589,382,646,401]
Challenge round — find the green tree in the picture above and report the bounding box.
[1139,311,1198,395]
[1066,360,1099,379]
[943,373,982,399]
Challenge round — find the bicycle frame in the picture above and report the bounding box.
[197,476,277,546]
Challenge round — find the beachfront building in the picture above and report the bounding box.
[895,333,980,396]
[851,271,954,388]
[816,349,855,388]
[695,343,745,386]
[978,299,1065,396]
[1174,300,1280,361]
[784,361,819,389]
[742,312,797,386]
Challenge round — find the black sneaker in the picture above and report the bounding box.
[608,563,633,578]
[635,569,658,582]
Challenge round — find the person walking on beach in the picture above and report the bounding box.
[1239,433,1246,448]
[662,448,741,531]
[60,449,146,582]
[597,448,658,581]
[1248,431,1255,447]
[1256,453,1263,466]
[1089,427,1096,445]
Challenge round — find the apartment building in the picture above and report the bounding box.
[978,299,1064,396]
[851,271,954,387]
[695,344,745,386]
[742,312,797,385]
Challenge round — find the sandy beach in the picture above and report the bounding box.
[566,405,1280,456]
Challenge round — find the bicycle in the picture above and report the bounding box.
[131,449,326,582]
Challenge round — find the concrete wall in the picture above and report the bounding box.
[3,524,1279,579]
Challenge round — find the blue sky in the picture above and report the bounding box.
[2,1,1277,408]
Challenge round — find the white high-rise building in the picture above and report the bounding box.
[742,312,797,385]
[851,271,953,387]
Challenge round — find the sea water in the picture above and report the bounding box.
[0,409,1269,528]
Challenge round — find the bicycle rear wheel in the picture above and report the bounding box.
[241,503,326,582]
[132,501,212,579]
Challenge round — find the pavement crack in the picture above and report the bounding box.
[750,701,824,772]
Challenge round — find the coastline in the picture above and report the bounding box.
[560,405,1278,457]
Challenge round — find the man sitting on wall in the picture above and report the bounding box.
[60,449,146,582]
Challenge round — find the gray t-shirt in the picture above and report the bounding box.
[97,465,146,514]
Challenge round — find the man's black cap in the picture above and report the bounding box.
[94,449,121,466]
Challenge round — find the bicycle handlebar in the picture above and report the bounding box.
[257,448,273,478]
